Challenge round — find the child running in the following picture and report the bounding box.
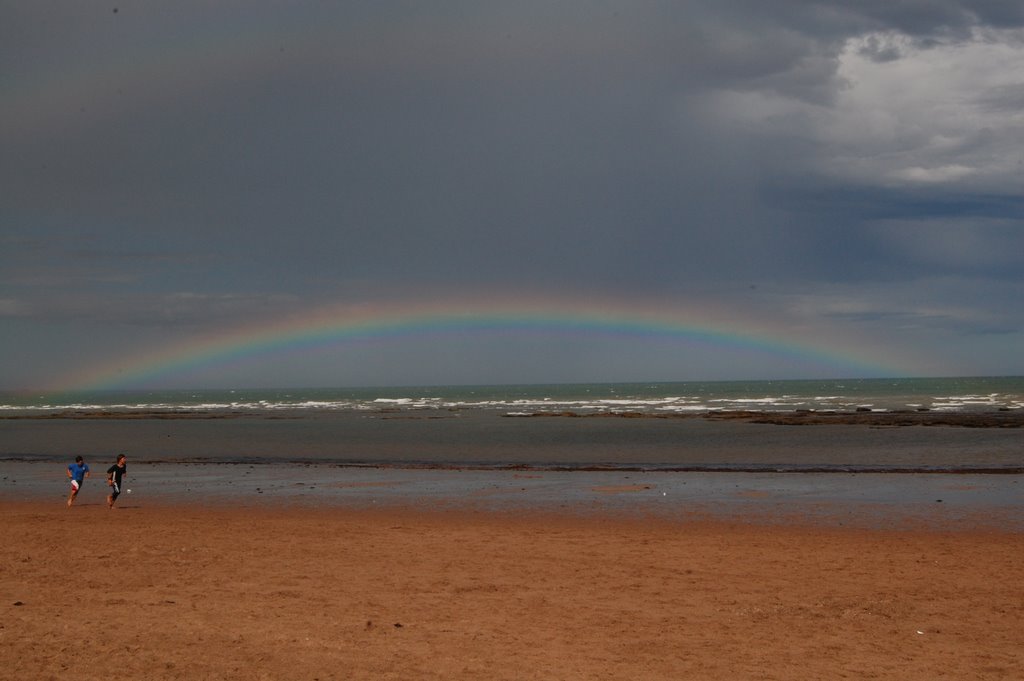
[106,454,127,509]
[66,456,90,508]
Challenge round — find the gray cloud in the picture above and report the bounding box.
[976,81,1024,111]
[2,1,1023,387]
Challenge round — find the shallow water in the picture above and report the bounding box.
[2,409,1021,471]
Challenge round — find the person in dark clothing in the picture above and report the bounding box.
[106,454,127,509]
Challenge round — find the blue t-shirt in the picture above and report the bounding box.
[68,462,89,483]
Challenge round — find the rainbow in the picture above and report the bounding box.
[52,298,908,393]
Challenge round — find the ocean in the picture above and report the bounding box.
[2,377,1021,472]
[5,376,1024,414]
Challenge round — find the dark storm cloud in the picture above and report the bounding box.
[2,1,1023,386]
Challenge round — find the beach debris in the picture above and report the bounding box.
[394,623,403,628]
[916,630,924,635]
[13,601,24,606]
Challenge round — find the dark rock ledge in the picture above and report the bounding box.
[505,409,1024,428]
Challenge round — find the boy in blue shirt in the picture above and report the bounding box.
[66,456,90,508]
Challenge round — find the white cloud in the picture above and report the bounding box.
[826,28,1024,190]
[890,164,977,183]
[704,26,1024,192]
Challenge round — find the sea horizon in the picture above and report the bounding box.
[3,375,1024,414]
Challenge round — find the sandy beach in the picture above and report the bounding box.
[2,499,1021,680]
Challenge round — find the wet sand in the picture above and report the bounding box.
[2,499,1022,680]
[4,461,1023,531]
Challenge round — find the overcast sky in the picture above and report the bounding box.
[3,1,1023,390]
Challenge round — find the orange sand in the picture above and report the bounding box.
[1,501,1021,680]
